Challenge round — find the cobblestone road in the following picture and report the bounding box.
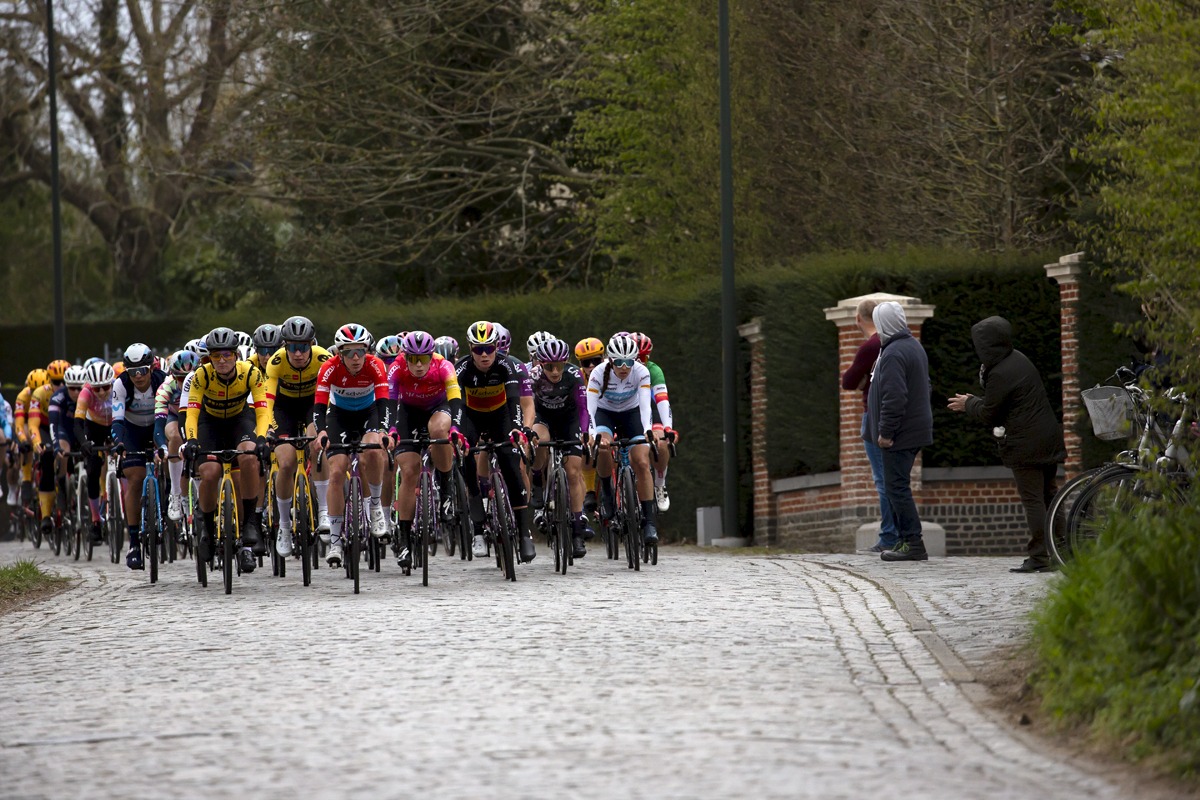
[0,542,1131,799]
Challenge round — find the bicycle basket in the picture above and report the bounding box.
[1082,385,1134,441]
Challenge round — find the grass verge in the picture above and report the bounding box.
[0,559,68,611]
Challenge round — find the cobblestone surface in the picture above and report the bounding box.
[0,542,1120,799]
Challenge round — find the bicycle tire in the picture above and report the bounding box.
[553,468,569,575]
[146,477,159,584]
[444,478,458,557]
[454,471,472,561]
[1045,466,1106,565]
[106,471,121,563]
[620,467,640,571]
[221,479,235,595]
[30,504,41,549]
[418,471,435,587]
[493,478,517,581]
[349,477,362,594]
[1066,465,1181,556]
[74,469,86,561]
[297,480,313,587]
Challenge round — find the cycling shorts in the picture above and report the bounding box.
[394,401,453,455]
[593,407,647,443]
[195,408,258,457]
[119,423,156,470]
[273,395,315,439]
[324,404,385,448]
[532,408,584,457]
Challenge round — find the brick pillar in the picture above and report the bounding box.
[1045,252,1085,478]
[738,317,773,546]
[823,294,935,513]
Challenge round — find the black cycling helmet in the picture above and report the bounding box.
[281,315,315,343]
[253,323,283,351]
[206,327,239,352]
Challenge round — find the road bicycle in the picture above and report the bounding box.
[318,434,393,594]
[102,445,125,565]
[188,448,265,595]
[532,437,582,576]
[265,435,320,586]
[119,449,168,583]
[592,433,670,571]
[395,433,471,585]
[469,438,526,582]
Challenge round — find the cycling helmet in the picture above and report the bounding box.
[375,335,402,360]
[85,361,116,387]
[466,321,498,347]
[235,330,253,350]
[237,344,252,362]
[334,323,372,350]
[402,330,436,356]
[25,369,49,390]
[206,327,238,353]
[493,323,512,353]
[434,336,459,361]
[575,338,604,360]
[281,315,315,342]
[112,362,126,377]
[123,343,155,370]
[64,365,87,387]
[83,356,105,367]
[525,331,552,360]
[169,350,201,376]
[537,338,571,364]
[630,332,653,362]
[606,333,639,361]
[46,359,70,382]
[184,338,208,358]
[253,324,283,352]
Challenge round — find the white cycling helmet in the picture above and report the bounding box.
[85,361,116,387]
[606,333,639,361]
[334,323,372,350]
[64,365,88,387]
[237,344,252,362]
[525,331,552,361]
[185,338,208,358]
[235,330,253,350]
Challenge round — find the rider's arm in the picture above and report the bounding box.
[502,363,522,432]
[636,366,653,435]
[248,365,270,438]
[573,373,590,435]
[312,359,333,434]
[647,362,673,429]
[185,370,203,441]
[48,391,65,447]
[441,365,465,427]
[263,354,281,426]
[73,390,90,449]
[153,380,171,448]
[586,368,601,439]
[111,378,128,447]
[28,393,44,446]
[369,358,391,433]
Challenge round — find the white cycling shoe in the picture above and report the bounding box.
[326,542,343,568]
[472,534,487,558]
[654,485,670,513]
[167,494,184,521]
[318,511,331,544]
[276,525,293,557]
[370,505,388,538]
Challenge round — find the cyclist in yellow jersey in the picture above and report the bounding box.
[264,315,332,554]
[13,369,49,507]
[29,360,69,534]
[183,327,271,574]
[574,337,605,517]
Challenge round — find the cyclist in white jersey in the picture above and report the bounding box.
[586,334,659,544]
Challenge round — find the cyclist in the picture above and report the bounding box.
[29,361,69,537]
[434,336,459,362]
[525,331,551,368]
[387,330,467,568]
[587,334,659,544]
[574,337,605,517]
[0,390,14,505]
[455,321,536,562]
[155,351,201,522]
[375,336,402,369]
[265,315,332,556]
[313,323,392,568]
[494,323,534,427]
[632,332,677,512]
[252,324,283,370]
[73,361,115,544]
[182,327,271,574]
[48,364,86,522]
[14,369,47,509]
[112,344,168,570]
[529,338,590,558]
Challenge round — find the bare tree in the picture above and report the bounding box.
[0,0,269,294]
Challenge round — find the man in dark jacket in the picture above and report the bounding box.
[864,301,934,562]
[948,316,1067,573]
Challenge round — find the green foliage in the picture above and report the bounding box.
[1032,481,1200,772]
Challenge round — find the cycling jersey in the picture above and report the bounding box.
[387,354,462,411]
[586,360,652,438]
[153,375,183,448]
[645,360,673,428]
[185,361,269,440]
[0,394,13,439]
[264,346,332,418]
[14,386,32,439]
[113,370,166,429]
[48,385,77,446]
[507,354,533,398]
[74,386,113,426]
[313,354,390,434]
[28,384,57,443]
[530,364,589,433]
[454,356,522,430]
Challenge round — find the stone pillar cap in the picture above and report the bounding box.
[737,317,764,342]
[824,292,935,325]
[1045,251,1086,282]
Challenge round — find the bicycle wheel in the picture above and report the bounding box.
[554,468,570,575]
[456,472,473,561]
[493,478,517,582]
[221,479,236,595]
[145,478,160,584]
[418,471,435,587]
[106,471,122,563]
[348,478,362,594]
[1045,466,1105,565]
[1067,466,1179,556]
[620,467,640,571]
[296,480,313,587]
[444,481,458,557]
[30,502,41,549]
[74,470,86,561]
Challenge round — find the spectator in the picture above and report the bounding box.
[863,301,933,563]
[841,298,898,553]
[948,316,1066,573]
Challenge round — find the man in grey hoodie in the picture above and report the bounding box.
[863,302,934,562]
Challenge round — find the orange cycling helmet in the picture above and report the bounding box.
[574,337,604,360]
[25,369,49,390]
[46,359,70,382]
[112,362,126,377]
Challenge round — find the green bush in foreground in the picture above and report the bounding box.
[1032,482,1200,773]
[0,559,65,602]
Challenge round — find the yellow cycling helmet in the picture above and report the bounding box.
[574,337,604,360]
[25,368,49,390]
[46,359,70,382]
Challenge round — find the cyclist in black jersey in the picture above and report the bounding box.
[455,321,536,563]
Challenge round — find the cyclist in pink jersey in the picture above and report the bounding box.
[73,363,116,544]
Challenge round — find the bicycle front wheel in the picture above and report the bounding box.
[348,477,362,594]
[554,468,570,575]
[145,479,160,584]
[493,478,517,582]
[418,471,435,586]
[1067,465,1180,556]
[221,480,236,595]
[620,467,640,571]
[297,480,313,587]
[1046,466,1105,565]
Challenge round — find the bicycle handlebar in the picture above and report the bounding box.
[315,440,395,472]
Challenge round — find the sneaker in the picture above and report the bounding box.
[370,505,388,538]
[571,534,586,559]
[167,494,184,521]
[238,546,257,573]
[326,543,343,569]
[654,485,670,513]
[276,524,293,557]
[242,516,266,556]
[859,543,887,553]
[472,534,487,558]
[881,540,928,562]
[126,546,144,570]
[642,521,659,546]
[519,534,536,563]
[1010,558,1053,573]
[317,511,331,544]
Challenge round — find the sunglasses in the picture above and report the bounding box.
[93,385,112,393]
[257,347,274,360]
[211,351,237,362]
[342,348,367,359]
[285,342,311,354]
[543,361,566,371]
[611,358,635,368]
[579,358,602,369]
[129,366,152,377]
[406,354,432,365]
[471,345,497,356]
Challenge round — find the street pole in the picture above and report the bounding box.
[718,0,738,539]
[47,0,67,359]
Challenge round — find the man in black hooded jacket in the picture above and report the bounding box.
[948,316,1066,573]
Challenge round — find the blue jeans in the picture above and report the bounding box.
[880,447,923,543]
[862,414,898,547]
